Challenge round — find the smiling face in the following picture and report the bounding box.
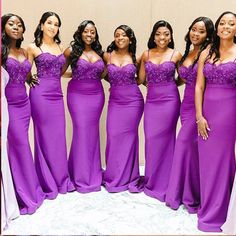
[217,13,236,40]
[114,28,130,49]
[154,26,171,49]
[5,15,24,40]
[189,21,207,46]
[82,23,96,45]
[41,15,60,39]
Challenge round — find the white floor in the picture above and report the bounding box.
[3,167,224,235]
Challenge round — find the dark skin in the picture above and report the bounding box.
[195,13,236,140]
[103,28,140,84]
[5,16,38,87]
[62,23,104,79]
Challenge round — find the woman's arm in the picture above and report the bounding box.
[137,51,148,85]
[195,49,210,140]
[102,52,110,82]
[25,46,39,87]
[61,47,72,77]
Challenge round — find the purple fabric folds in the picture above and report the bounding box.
[144,61,180,201]
[30,53,73,199]
[103,64,144,192]
[197,62,236,232]
[166,64,200,213]
[5,58,45,214]
[67,59,105,193]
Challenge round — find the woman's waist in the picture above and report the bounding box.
[147,76,175,85]
[68,79,104,93]
[109,85,143,101]
[204,85,236,101]
[38,75,62,80]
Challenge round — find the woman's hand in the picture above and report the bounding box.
[26,74,40,88]
[197,116,210,140]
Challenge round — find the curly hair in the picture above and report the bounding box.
[208,11,236,64]
[34,11,61,47]
[1,13,26,67]
[107,25,137,64]
[70,20,103,69]
[179,16,214,67]
[148,20,174,49]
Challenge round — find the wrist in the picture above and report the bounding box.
[196,116,204,124]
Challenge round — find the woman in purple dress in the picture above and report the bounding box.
[63,20,105,193]
[1,13,45,214]
[195,11,236,232]
[103,25,144,193]
[138,20,182,201]
[27,12,73,199]
[165,17,214,213]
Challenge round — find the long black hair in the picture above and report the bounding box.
[148,20,174,49]
[107,25,137,64]
[208,11,236,63]
[179,16,214,66]
[70,20,103,69]
[34,11,61,47]
[1,13,26,67]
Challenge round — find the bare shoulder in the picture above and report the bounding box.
[199,48,210,60]
[27,43,38,54]
[173,50,182,62]
[103,52,110,64]
[141,50,149,62]
[64,47,72,57]
[136,55,142,64]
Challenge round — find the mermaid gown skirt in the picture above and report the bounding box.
[166,64,200,213]
[103,63,144,192]
[30,53,73,199]
[197,62,236,232]
[67,59,105,192]
[144,61,180,201]
[5,58,45,214]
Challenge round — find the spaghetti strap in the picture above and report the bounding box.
[170,50,175,61]
[20,48,27,58]
[39,47,43,52]
[147,50,150,61]
[57,44,63,53]
[109,52,112,64]
[233,57,236,62]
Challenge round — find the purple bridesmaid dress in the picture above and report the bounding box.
[5,58,45,214]
[197,61,236,232]
[165,63,200,213]
[144,55,180,201]
[30,52,74,199]
[103,62,144,192]
[67,58,105,193]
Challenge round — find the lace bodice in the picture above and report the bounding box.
[107,63,137,86]
[203,62,236,87]
[6,58,31,84]
[35,53,65,78]
[145,61,176,85]
[178,63,198,87]
[72,59,104,80]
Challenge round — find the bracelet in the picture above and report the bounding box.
[196,117,204,124]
